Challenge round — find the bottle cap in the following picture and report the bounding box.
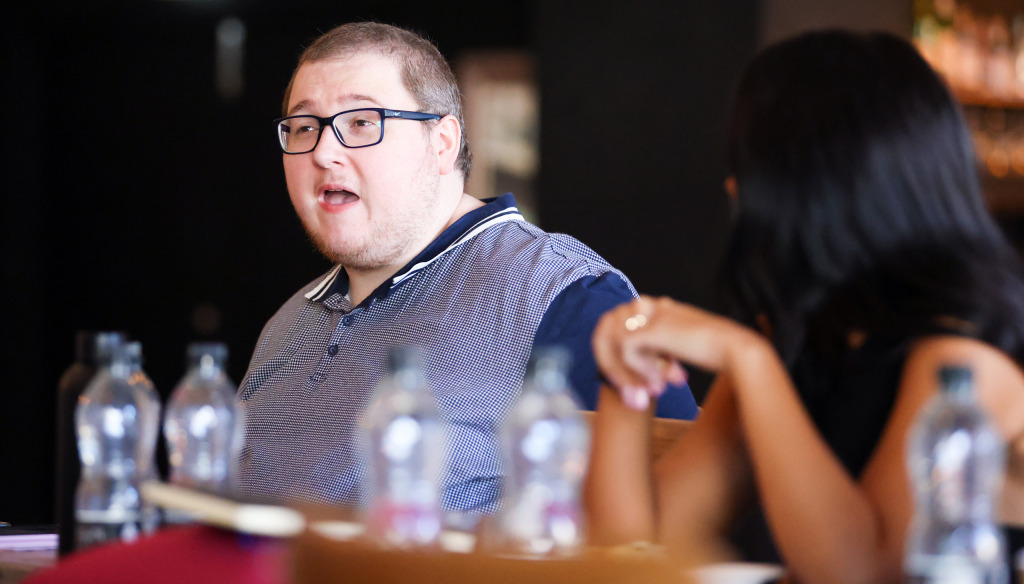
[939,365,973,396]
[388,345,426,372]
[187,342,228,367]
[90,331,128,365]
[529,345,572,373]
[124,341,143,366]
[108,342,135,377]
[527,345,572,392]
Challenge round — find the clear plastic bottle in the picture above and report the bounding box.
[904,365,1008,584]
[56,331,126,555]
[362,346,446,548]
[123,341,163,533]
[123,342,161,483]
[74,341,147,549]
[495,346,591,557]
[163,342,243,494]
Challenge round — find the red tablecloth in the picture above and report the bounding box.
[24,526,289,584]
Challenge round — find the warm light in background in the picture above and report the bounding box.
[913,0,1024,186]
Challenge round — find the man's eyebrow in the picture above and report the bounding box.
[287,94,381,117]
[287,99,314,116]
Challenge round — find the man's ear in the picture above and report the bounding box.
[434,115,461,176]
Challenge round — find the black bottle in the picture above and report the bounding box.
[54,331,125,555]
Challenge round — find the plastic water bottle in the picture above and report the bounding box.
[163,342,243,493]
[362,346,446,548]
[56,331,126,555]
[74,342,148,549]
[495,346,591,556]
[123,341,163,532]
[123,342,162,484]
[904,365,1008,584]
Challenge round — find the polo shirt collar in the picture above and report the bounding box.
[304,193,524,305]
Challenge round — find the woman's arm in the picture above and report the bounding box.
[726,333,902,584]
[591,298,946,584]
[583,376,752,558]
[584,384,658,545]
[653,374,752,557]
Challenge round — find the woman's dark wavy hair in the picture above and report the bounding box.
[722,29,1024,368]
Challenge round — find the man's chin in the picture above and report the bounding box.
[309,233,353,264]
[311,237,388,271]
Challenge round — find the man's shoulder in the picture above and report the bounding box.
[465,219,623,278]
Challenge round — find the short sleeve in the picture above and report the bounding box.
[532,273,699,420]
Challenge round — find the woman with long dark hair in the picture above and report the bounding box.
[586,30,1024,584]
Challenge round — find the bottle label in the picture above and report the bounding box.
[366,500,442,547]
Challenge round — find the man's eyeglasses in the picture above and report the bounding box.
[274,108,442,154]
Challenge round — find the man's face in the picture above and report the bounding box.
[283,52,445,272]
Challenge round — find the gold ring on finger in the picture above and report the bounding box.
[624,313,648,332]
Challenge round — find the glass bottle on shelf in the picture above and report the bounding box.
[953,4,983,93]
[936,0,958,80]
[986,16,1015,99]
[914,0,941,67]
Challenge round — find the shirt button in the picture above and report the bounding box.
[342,316,354,326]
[327,344,339,355]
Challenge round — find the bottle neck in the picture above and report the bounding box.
[186,343,229,380]
[531,367,568,393]
[393,367,427,391]
[108,355,132,380]
[941,383,976,405]
[89,332,128,368]
[190,354,225,379]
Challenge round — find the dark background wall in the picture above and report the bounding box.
[536,0,758,396]
[0,0,907,525]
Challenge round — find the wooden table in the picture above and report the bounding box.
[0,548,57,584]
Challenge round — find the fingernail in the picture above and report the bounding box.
[622,386,638,409]
[631,387,650,411]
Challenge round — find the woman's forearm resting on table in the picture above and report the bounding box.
[584,385,657,545]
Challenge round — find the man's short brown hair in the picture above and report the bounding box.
[282,22,472,179]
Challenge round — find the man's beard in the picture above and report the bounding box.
[304,167,442,272]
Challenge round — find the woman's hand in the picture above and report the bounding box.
[592,295,761,410]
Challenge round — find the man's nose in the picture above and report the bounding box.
[311,127,349,167]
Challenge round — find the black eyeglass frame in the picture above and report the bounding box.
[274,107,443,154]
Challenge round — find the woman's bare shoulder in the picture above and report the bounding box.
[905,334,1022,375]
[904,334,1024,449]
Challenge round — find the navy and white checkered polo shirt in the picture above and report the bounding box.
[237,194,697,513]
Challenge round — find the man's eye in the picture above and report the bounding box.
[351,118,376,128]
[295,125,318,135]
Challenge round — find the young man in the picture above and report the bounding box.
[238,22,697,512]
